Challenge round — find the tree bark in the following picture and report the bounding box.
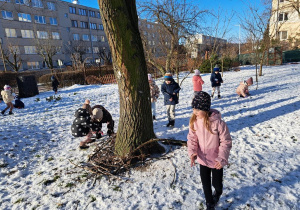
[98,0,156,157]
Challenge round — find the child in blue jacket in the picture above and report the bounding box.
[210,65,223,99]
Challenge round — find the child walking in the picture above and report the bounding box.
[192,69,204,95]
[161,72,181,127]
[148,74,160,120]
[1,85,15,115]
[187,91,232,210]
[210,65,223,99]
[51,75,59,94]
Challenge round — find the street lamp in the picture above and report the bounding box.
[0,38,7,72]
[235,24,241,54]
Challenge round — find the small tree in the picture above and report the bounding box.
[2,43,23,72]
[36,38,61,70]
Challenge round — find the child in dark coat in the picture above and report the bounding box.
[51,76,59,94]
[161,72,181,127]
[210,65,223,99]
[79,104,114,149]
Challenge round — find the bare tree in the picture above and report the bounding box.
[97,48,112,65]
[98,0,156,157]
[138,0,206,75]
[240,1,272,79]
[2,43,23,72]
[35,33,61,70]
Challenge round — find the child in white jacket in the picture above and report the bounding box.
[1,85,14,115]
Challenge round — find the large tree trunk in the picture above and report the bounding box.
[98,0,156,157]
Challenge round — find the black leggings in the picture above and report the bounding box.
[200,164,223,204]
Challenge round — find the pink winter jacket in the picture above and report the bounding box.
[187,109,232,168]
[236,82,249,97]
[192,75,204,91]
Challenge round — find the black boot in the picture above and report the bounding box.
[166,121,171,127]
[218,95,221,99]
[211,94,214,98]
[1,110,5,115]
[8,111,13,115]
[169,120,175,127]
[153,115,156,120]
[206,203,215,210]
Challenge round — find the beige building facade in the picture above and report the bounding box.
[270,0,300,42]
[185,34,227,58]
[0,0,109,71]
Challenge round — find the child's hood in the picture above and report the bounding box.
[209,109,222,122]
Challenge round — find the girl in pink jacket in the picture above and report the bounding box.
[187,91,232,209]
[192,69,204,95]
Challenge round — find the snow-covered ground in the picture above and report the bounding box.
[0,64,300,210]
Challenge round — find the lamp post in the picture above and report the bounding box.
[0,38,7,72]
[235,24,241,54]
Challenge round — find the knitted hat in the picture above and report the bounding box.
[246,77,253,86]
[164,72,173,81]
[92,108,103,121]
[4,85,11,90]
[148,73,153,81]
[213,65,220,72]
[192,91,211,111]
[194,69,200,76]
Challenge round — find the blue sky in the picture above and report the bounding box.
[73,0,267,42]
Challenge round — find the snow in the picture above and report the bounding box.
[1,64,300,209]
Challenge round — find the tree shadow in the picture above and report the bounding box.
[226,99,300,133]
[222,165,300,209]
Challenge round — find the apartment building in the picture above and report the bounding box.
[138,19,171,58]
[269,0,300,42]
[0,0,109,71]
[185,34,227,58]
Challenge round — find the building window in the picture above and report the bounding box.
[0,0,11,2]
[49,17,57,25]
[90,23,97,30]
[64,13,68,18]
[91,35,97,41]
[47,2,55,10]
[93,47,99,53]
[24,46,37,54]
[100,36,105,42]
[5,28,17,37]
[32,0,43,8]
[37,31,48,39]
[15,0,29,5]
[278,31,288,40]
[52,32,60,39]
[86,47,91,53]
[2,11,13,20]
[69,6,76,14]
[27,61,39,69]
[21,30,34,38]
[11,46,20,54]
[34,15,46,24]
[278,13,288,21]
[82,34,90,41]
[71,20,78,27]
[98,24,104,30]
[18,13,31,22]
[80,21,88,28]
[73,34,80,40]
[78,8,87,16]
[97,12,101,18]
[89,10,95,17]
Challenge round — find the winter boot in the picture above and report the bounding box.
[211,93,214,98]
[153,115,156,120]
[218,95,221,99]
[8,111,13,115]
[166,121,172,127]
[1,110,5,115]
[206,203,215,210]
[169,120,175,127]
